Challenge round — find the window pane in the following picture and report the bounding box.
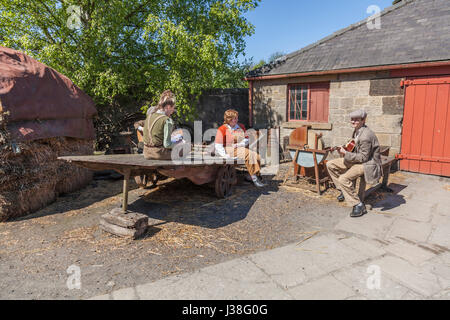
[296,89,302,102]
[302,100,308,119]
[288,85,313,121]
[296,100,302,120]
[302,88,308,100]
[290,91,295,120]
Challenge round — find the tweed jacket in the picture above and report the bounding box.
[344,125,382,185]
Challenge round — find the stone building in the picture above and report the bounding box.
[245,0,450,176]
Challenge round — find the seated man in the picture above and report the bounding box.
[214,109,266,188]
[326,109,382,217]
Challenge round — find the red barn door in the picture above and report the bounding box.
[398,76,450,176]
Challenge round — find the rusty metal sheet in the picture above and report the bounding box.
[0,46,97,141]
[7,118,96,141]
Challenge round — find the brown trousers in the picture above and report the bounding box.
[326,157,364,207]
[143,145,172,160]
[225,146,261,176]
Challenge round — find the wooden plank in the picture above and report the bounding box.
[419,84,438,174]
[430,84,449,176]
[58,154,236,169]
[400,85,415,172]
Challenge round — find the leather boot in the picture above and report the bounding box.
[350,202,367,217]
[337,191,345,202]
[253,178,267,188]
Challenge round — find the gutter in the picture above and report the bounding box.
[244,61,450,81]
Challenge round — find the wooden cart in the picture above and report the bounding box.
[58,154,239,238]
[58,154,239,208]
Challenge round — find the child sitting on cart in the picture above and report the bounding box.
[214,109,266,188]
[142,90,183,160]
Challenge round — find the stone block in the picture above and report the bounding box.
[369,79,403,96]
[330,82,341,90]
[370,115,403,134]
[340,97,354,108]
[331,89,346,98]
[332,263,410,299]
[373,197,434,222]
[340,81,358,89]
[387,218,433,243]
[401,290,425,300]
[382,96,405,115]
[369,96,383,107]
[249,234,370,288]
[339,237,386,258]
[111,287,139,300]
[334,213,395,239]
[376,133,392,147]
[391,134,402,148]
[88,294,111,300]
[357,86,370,96]
[385,241,436,265]
[420,257,450,291]
[329,108,346,115]
[371,256,442,296]
[329,98,340,108]
[355,97,369,107]
[287,275,355,300]
[429,215,450,248]
[135,258,292,300]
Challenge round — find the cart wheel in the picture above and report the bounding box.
[134,172,160,189]
[215,165,233,198]
[149,172,160,187]
[229,166,237,185]
[134,174,148,188]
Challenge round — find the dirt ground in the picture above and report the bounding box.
[0,162,405,299]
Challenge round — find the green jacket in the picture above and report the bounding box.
[143,112,174,148]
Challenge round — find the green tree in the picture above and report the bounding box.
[248,51,286,71]
[0,0,259,149]
[267,51,285,63]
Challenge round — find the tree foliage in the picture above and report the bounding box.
[248,51,286,71]
[0,0,259,149]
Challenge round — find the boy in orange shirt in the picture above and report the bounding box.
[214,109,266,188]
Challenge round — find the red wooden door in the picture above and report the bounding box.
[399,76,450,176]
[309,82,329,123]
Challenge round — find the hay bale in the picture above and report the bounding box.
[0,137,93,221]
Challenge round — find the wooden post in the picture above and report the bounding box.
[381,163,392,187]
[312,151,320,194]
[313,133,321,194]
[122,169,130,213]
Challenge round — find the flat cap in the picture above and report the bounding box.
[349,109,367,119]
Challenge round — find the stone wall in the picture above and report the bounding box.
[194,88,249,132]
[251,71,405,156]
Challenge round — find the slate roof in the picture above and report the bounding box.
[246,0,450,78]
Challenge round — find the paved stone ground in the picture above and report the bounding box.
[91,171,450,300]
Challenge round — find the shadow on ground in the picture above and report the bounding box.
[129,173,279,229]
[12,176,139,222]
[367,182,407,211]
